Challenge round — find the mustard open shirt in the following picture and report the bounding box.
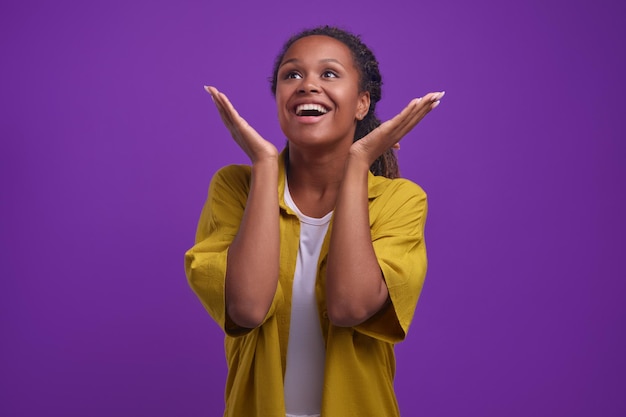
[185,151,428,417]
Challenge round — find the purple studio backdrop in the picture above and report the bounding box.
[1,0,625,416]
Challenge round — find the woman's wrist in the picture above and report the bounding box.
[345,149,374,173]
[251,155,279,172]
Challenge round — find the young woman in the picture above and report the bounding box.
[185,25,444,417]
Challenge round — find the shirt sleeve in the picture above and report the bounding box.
[184,165,284,336]
[354,179,428,343]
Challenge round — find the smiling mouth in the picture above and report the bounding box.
[295,103,329,116]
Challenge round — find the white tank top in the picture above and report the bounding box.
[283,178,331,417]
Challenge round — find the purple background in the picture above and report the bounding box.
[1,0,624,416]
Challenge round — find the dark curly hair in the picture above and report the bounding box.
[269,25,399,179]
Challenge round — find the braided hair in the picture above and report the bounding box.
[269,26,399,179]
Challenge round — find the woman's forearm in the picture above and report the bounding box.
[225,158,280,328]
[326,154,389,327]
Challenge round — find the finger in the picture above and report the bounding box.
[382,98,421,132]
[214,89,253,136]
[379,98,425,141]
[209,87,238,128]
[358,90,445,159]
[206,87,247,140]
[205,86,235,128]
[377,92,444,146]
[423,91,445,112]
[375,91,439,132]
[392,91,445,137]
[413,91,445,116]
[206,86,241,130]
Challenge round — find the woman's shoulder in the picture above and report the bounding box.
[211,164,252,186]
[207,164,253,200]
[368,174,427,201]
[368,175,428,226]
[213,163,251,179]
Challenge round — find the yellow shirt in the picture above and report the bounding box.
[185,151,428,417]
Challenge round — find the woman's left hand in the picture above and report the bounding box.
[349,91,445,165]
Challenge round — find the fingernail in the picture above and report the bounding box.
[438,91,446,100]
[432,100,440,108]
[204,85,215,101]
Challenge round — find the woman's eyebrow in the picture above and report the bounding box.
[320,58,345,68]
[279,58,346,68]
[278,58,299,68]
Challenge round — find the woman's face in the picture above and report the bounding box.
[275,35,370,150]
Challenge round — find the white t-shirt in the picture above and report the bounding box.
[283,178,331,417]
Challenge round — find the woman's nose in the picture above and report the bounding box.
[297,78,320,94]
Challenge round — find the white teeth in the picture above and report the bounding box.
[295,103,329,115]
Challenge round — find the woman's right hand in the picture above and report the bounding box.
[205,86,278,163]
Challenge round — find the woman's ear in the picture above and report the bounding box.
[356,91,370,120]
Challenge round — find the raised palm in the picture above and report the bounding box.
[350,91,445,166]
[205,86,278,163]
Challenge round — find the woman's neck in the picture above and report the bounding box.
[285,145,349,218]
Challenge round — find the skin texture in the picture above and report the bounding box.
[205,34,444,328]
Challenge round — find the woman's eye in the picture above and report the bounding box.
[285,72,302,79]
[322,71,338,78]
